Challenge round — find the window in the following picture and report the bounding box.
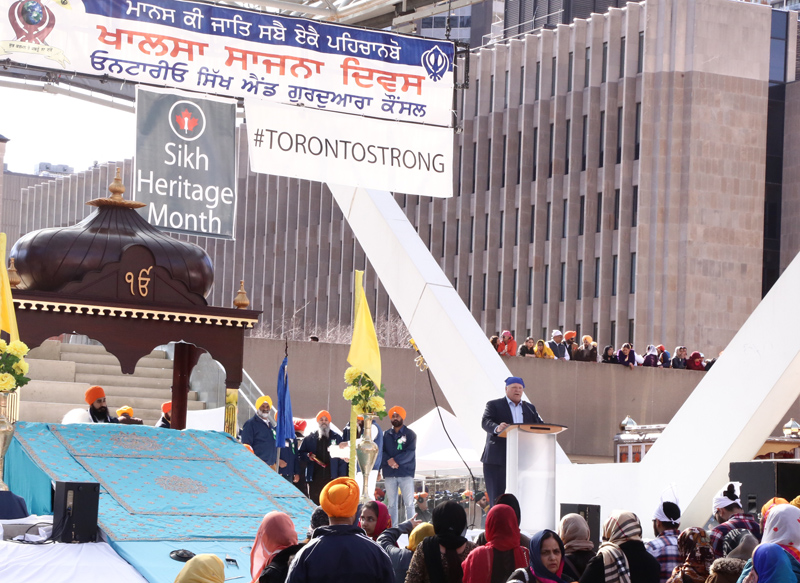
[514,207,520,246]
[472,144,477,192]
[546,202,551,241]
[489,75,494,112]
[517,131,522,184]
[504,70,509,109]
[610,321,616,347]
[482,273,487,310]
[512,269,517,307]
[421,17,433,28]
[501,136,507,188]
[468,275,472,309]
[594,257,600,298]
[543,265,549,304]
[487,139,492,191]
[456,218,460,255]
[499,210,504,248]
[560,262,566,301]
[577,260,583,300]
[637,31,644,73]
[441,222,446,257]
[474,79,479,116]
[527,267,533,305]
[532,127,538,181]
[617,107,623,164]
[630,252,636,293]
[602,42,608,83]
[484,213,489,250]
[469,216,474,252]
[632,105,641,161]
[549,123,554,178]
[593,322,598,341]
[596,192,603,233]
[535,61,541,100]
[628,319,634,344]
[620,37,626,78]
[530,205,535,243]
[428,224,432,248]
[565,119,571,175]
[614,189,620,230]
[770,11,788,84]
[611,254,618,296]
[551,56,557,96]
[632,186,638,227]
[585,47,590,87]
[581,115,588,171]
[497,271,502,308]
[562,198,568,238]
[520,66,525,105]
[457,146,462,194]
[599,111,605,167]
[579,195,585,235]
[568,52,573,92]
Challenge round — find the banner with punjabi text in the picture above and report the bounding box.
[0,0,456,127]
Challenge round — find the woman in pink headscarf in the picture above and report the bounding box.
[250,511,304,583]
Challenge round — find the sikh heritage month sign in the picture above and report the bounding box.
[0,0,456,128]
[134,87,237,238]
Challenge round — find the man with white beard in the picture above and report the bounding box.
[241,395,278,468]
[299,410,347,505]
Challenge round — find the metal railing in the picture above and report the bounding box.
[480,10,564,47]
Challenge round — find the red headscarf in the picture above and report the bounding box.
[686,352,705,371]
[249,511,297,583]
[462,505,530,583]
[362,501,392,541]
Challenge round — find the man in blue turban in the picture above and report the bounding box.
[480,377,543,506]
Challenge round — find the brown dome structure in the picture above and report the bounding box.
[10,170,213,298]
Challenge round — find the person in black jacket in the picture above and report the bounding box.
[480,377,543,506]
[579,510,660,583]
[286,477,395,583]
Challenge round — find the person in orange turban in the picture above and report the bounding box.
[156,401,172,429]
[85,386,118,424]
[299,410,347,505]
[382,405,417,526]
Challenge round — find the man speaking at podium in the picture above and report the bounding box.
[480,377,543,507]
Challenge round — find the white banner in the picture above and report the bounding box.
[245,101,454,198]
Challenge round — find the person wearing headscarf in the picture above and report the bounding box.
[359,500,391,541]
[250,511,304,583]
[760,497,788,531]
[708,482,761,558]
[174,554,225,583]
[286,477,394,583]
[705,532,753,583]
[572,336,598,363]
[579,510,660,583]
[241,396,277,467]
[564,331,578,359]
[298,411,347,505]
[559,513,596,579]
[601,346,618,364]
[498,331,518,356]
[642,346,660,367]
[85,386,118,423]
[156,401,173,429]
[547,331,571,360]
[462,505,530,583]
[645,500,682,583]
[475,493,531,548]
[749,543,797,583]
[760,504,800,576]
[379,518,433,583]
[685,352,706,371]
[664,528,713,583]
[507,529,572,583]
[480,377,544,507]
[382,405,417,526]
[656,346,671,368]
[616,344,638,369]
[791,496,800,510]
[534,340,556,359]
[405,501,476,583]
[671,347,687,369]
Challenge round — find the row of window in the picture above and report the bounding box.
[468,31,645,113]
[420,15,471,29]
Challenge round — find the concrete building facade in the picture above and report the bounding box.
[1,0,796,357]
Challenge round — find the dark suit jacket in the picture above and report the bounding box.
[480,397,543,465]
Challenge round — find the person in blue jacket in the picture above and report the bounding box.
[241,395,277,467]
[299,410,348,505]
[381,405,417,526]
[278,429,302,485]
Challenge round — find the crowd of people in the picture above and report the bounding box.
[75,385,174,427]
[492,331,719,371]
[169,479,800,583]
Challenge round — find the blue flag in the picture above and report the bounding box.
[276,356,294,444]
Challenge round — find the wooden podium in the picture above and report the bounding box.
[499,423,567,532]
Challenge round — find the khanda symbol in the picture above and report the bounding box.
[421,46,450,82]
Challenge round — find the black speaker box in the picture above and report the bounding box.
[560,503,601,550]
[52,481,100,543]
[729,461,800,516]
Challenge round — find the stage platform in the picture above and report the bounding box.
[5,422,315,583]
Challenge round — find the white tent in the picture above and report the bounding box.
[408,407,483,475]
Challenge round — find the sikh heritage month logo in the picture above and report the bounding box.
[2,0,70,65]
[168,100,207,142]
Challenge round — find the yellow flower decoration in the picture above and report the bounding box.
[0,373,16,392]
[6,340,29,359]
[343,386,358,401]
[368,396,386,412]
[0,340,7,352]
[352,403,365,415]
[12,359,29,376]
[344,367,362,385]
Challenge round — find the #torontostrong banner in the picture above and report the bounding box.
[135,86,237,239]
[0,0,456,128]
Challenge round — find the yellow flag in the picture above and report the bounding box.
[347,271,381,388]
[0,234,20,342]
